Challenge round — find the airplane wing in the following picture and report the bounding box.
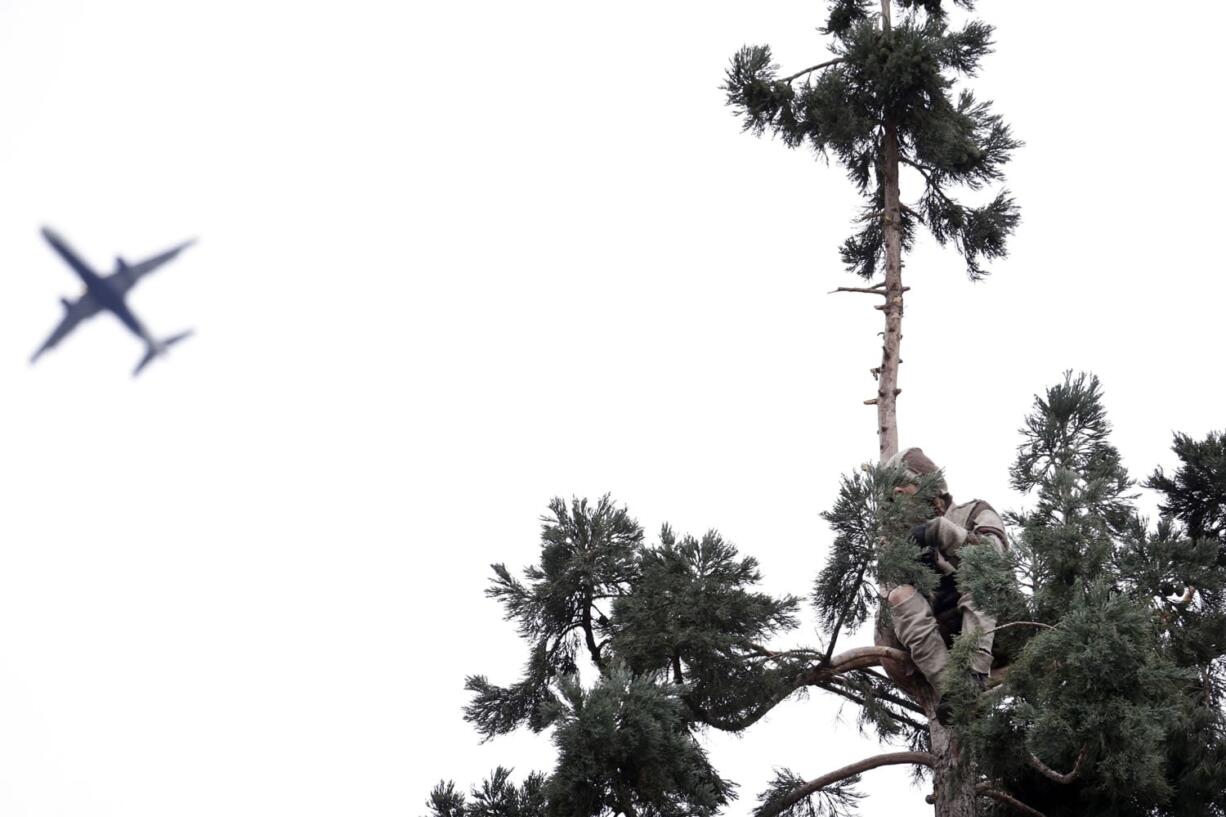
[31,293,101,363]
[105,238,196,297]
[41,227,99,284]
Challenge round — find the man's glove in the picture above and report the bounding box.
[925,516,968,555]
[910,524,956,575]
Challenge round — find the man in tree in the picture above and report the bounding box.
[881,446,1007,720]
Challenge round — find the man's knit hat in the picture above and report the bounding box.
[884,447,947,495]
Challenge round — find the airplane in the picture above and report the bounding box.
[32,227,196,376]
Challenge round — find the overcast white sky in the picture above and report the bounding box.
[1,2,1223,815]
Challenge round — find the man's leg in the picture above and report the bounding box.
[887,585,949,690]
[958,592,995,676]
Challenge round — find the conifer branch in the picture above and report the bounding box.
[849,670,926,713]
[901,158,958,208]
[694,646,912,732]
[1026,747,1087,785]
[744,642,824,661]
[821,563,869,665]
[780,58,843,84]
[826,674,926,716]
[812,679,926,730]
[757,752,935,817]
[982,620,1057,636]
[975,784,1047,817]
[829,285,911,296]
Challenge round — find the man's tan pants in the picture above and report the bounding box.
[890,588,995,690]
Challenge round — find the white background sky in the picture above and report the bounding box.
[1,2,1223,815]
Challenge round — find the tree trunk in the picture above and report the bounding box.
[877,121,904,463]
[877,3,904,464]
[930,722,978,817]
[875,6,969,814]
[875,0,915,732]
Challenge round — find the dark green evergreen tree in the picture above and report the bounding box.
[428,377,1226,817]
[931,373,1226,817]
[723,0,1019,461]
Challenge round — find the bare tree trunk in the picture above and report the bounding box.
[878,120,904,464]
[876,0,904,465]
[930,722,979,817]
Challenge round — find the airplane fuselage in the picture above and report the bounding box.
[41,228,157,347]
[85,276,156,348]
[33,227,195,375]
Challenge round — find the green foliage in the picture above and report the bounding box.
[1011,591,1186,810]
[952,542,1030,664]
[724,2,1019,280]
[423,769,547,817]
[464,642,565,738]
[425,780,469,817]
[1010,372,1130,505]
[1009,371,1133,619]
[954,542,1026,622]
[543,666,735,817]
[834,667,927,746]
[1147,430,1226,544]
[936,375,1226,816]
[1139,430,1226,815]
[453,498,800,815]
[941,625,990,729]
[815,464,945,637]
[465,496,641,739]
[612,526,802,728]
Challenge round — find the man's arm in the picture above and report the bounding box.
[925,504,1007,556]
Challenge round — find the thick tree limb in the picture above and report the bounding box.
[814,645,911,680]
[759,752,935,817]
[780,58,843,83]
[749,645,910,680]
[581,590,605,670]
[694,646,913,732]
[1027,747,1087,784]
[976,784,1047,817]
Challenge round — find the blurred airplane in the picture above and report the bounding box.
[31,227,196,376]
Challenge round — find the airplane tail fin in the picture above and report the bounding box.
[133,329,193,377]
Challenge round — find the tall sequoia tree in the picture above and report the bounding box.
[427,381,1226,817]
[723,0,1019,460]
[424,2,1226,815]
